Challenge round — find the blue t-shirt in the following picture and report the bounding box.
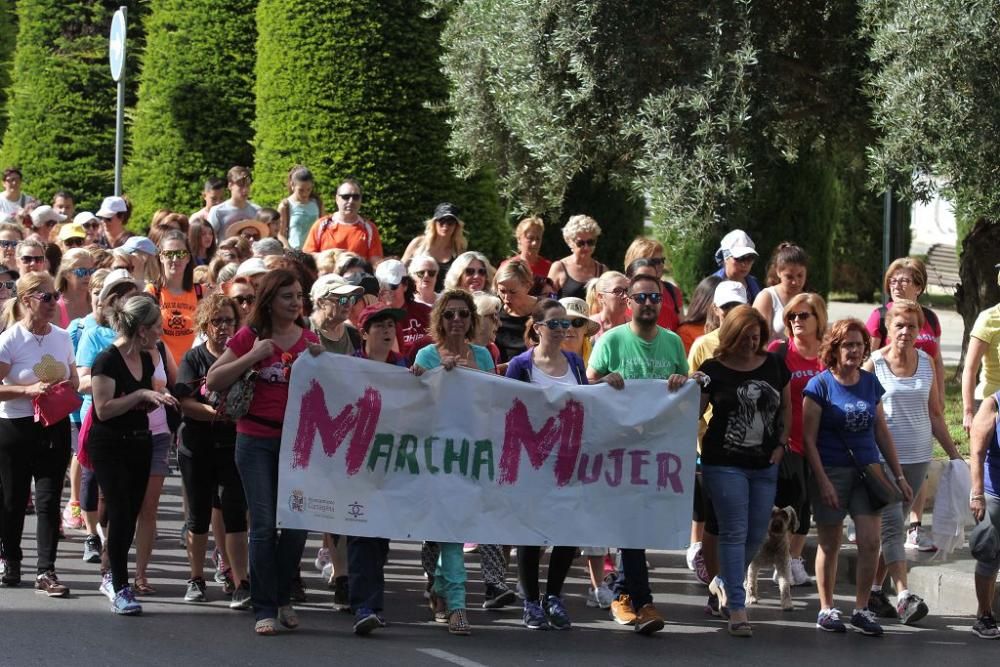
[711,268,762,303]
[802,369,884,468]
[986,391,1000,498]
[67,313,98,423]
[414,343,495,373]
[76,324,117,422]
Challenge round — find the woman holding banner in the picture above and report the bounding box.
[206,269,318,636]
[506,298,588,630]
[412,288,496,636]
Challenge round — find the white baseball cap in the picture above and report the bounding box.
[310,273,363,302]
[235,257,268,278]
[98,268,139,303]
[375,259,406,287]
[718,229,758,259]
[96,196,128,218]
[714,280,749,307]
[29,205,66,228]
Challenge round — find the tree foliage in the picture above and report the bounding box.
[0,1,145,210]
[125,0,257,228]
[254,0,506,258]
[0,0,16,141]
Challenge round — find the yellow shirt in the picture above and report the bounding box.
[972,305,1000,399]
[688,329,720,451]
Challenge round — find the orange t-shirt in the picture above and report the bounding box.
[302,216,383,260]
[147,284,199,365]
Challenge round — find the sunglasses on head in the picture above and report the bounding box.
[464,267,487,277]
[30,291,58,303]
[629,292,662,305]
[160,249,190,261]
[234,295,256,306]
[70,267,95,278]
[575,238,596,248]
[443,309,471,321]
[414,269,437,279]
[19,255,45,265]
[338,193,361,201]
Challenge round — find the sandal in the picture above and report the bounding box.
[448,608,471,636]
[429,592,448,623]
[277,604,299,630]
[728,621,753,637]
[254,618,279,636]
[133,577,157,596]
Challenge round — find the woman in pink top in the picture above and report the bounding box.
[54,249,95,328]
[767,292,826,585]
[207,269,318,636]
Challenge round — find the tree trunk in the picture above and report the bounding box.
[954,218,1000,373]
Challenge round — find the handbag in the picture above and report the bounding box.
[33,381,83,427]
[220,368,257,420]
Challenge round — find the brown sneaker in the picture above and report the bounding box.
[611,594,637,625]
[635,603,665,635]
[35,571,69,597]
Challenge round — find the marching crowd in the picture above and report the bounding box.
[0,164,998,641]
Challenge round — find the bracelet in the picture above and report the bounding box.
[971,493,986,501]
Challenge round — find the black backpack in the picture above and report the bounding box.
[875,304,939,342]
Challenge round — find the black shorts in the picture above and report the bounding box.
[774,450,811,536]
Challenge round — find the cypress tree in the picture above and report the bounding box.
[0,1,145,210]
[0,0,16,141]
[254,0,504,256]
[125,0,257,228]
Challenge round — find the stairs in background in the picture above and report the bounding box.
[925,243,960,295]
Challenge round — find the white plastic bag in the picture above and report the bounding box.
[931,459,972,559]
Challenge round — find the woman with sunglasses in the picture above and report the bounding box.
[444,251,495,294]
[0,272,78,595]
[586,270,629,341]
[766,293,827,587]
[308,274,363,355]
[506,298,589,630]
[176,293,249,608]
[548,215,606,300]
[54,249,95,328]
[557,296,599,364]
[409,255,440,307]
[16,238,48,276]
[494,259,539,364]
[0,221,24,268]
[224,277,257,321]
[402,203,467,292]
[148,231,200,368]
[624,237,685,332]
[207,269,318,635]
[412,288,496,636]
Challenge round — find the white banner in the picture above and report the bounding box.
[277,353,698,549]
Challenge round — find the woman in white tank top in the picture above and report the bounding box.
[862,300,962,625]
[753,243,807,340]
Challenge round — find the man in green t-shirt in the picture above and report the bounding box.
[587,273,690,635]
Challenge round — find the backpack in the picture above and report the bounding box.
[876,304,939,342]
[662,281,681,315]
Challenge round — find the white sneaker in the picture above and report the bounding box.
[904,526,937,552]
[896,592,929,625]
[846,517,857,544]
[685,542,702,571]
[99,573,115,601]
[708,576,728,611]
[314,547,331,572]
[790,557,810,586]
[586,584,615,609]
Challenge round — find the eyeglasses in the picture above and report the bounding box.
[19,255,45,265]
[787,311,813,322]
[442,309,471,320]
[63,238,85,248]
[338,193,361,201]
[0,281,15,290]
[336,295,360,306]
[889,277,913,287]
[210,317,236,328]
[464,267,487,278]
[234,295,256,306]
[70,267,95,278]
[575,239,596,248]
[414,270,437,279]
[160,250,190,261]
[81,221,101,230]
[30,291,58,303]
[629,292,662,305]
[601,287,628,298]
[539,318,571,330]
[0,240,17,249]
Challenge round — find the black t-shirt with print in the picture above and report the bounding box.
[175,344,236,451]
[700,353,790,469]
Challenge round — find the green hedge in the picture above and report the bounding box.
[125,0,257,230]
[253,0,505,255]
[0,0,16,141]
[0,1,145,211]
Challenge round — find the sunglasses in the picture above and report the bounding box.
[336,295,360,306]
[0,240,17,249]
[63,238,85,248]
[70,267,95,278]
[647,257,665,266]
[787,311,813,322]
[442,309,471,320]
[575,239,596,248]
[19,255,45,265]
[629,292,662,305]
[601,287,628,298]
[160,250,190,261]
[0,281,15,290]
[81,221,101,230]
[338,193,361,201]
[240,232,261,241]
[464,267,487,278]
[539,318,571,330]
[436,218,458,226]
[210,317,236,328]
[234,295,256,306]
[414,270,438,279]
[30,291,58,303]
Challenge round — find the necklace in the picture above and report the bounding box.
[25,322,47,346]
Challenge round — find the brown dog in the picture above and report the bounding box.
[746,506,798,611]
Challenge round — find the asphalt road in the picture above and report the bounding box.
[0,475,992,667]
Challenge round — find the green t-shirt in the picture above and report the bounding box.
[588,324,689,380]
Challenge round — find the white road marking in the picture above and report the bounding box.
[416,647,490,667]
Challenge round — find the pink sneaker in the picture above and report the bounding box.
[62,501,84,531]
[463,543,479,554]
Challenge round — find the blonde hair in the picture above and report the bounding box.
[623,237,664,270]
[0,222,24,239]
[782,292,829,339]
[585,270,627,314]
[473,291,502,317]
[444,251,496,291]
[886,298,925,330]
[561,215,601,246]
[2,272,54,330]
[515,216,544,238]
[408,254,439,277]
[419,216,467,257]
[315,248,340,275]
[54,248,94,293]
[883,257,927,295]
[492,258,533,290]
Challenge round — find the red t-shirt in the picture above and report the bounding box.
[226,325,319,438]
[864,303,941,358]
[767,337,823,454]
[397,300,432,356]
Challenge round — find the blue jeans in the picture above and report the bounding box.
[348,536,389,612]
[611,549,653,609]
[701,464,778,611]
[235,434,307,621]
